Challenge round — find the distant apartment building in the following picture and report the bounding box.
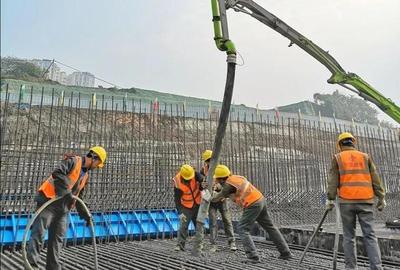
[30,59,61,83]
[67,72,95,87]
[59,71,67,85]
[30,59,95,87]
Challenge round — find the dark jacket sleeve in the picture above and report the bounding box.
[368,157,385,200]
[51,157,76,197]
[200,167,205,177]
[174,188,183,214]
[211,182,236,202]
[195,171,205,191]
[327,157,339,200]
[75,188,90,219]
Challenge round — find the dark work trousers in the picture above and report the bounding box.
[209,200,235,245]
[340,203,383,270]
[238,198,290,258]
[27,196,69,270]
[177,204,200,249]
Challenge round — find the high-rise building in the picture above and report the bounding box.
[30,59,61,82]
[67,72,95,87]
[30,59,95,87]
[59,71,67,85]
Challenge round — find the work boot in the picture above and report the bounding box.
[209,245,218,253]
[26,260,39,270]
[191,247,203,257]
[174,243,185,251]
[278,251,293,260]
[242,255,260,264]
[229,241,237,251]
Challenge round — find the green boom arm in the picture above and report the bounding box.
[226,0,400,123]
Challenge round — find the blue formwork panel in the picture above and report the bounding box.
[0,209,208,246]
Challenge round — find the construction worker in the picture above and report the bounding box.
[27,146,107,270]
[211,165,292,263]
[201,150,236,252]
[173,164,206,251]
[326,132,386,270]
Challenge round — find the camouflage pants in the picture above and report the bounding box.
[209,200,235,245]
[177,204,200,249]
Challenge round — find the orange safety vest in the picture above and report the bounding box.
[335,150,374,200]
[173,173,201,208]
[226,175,263,208]
[38,156,88,199]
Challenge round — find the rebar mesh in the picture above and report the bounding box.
[1,84,399,232]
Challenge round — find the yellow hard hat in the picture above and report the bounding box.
[337,132,356,144]
[213,164,231,179]
[202,150,213,161]
[180,164,195,180]
[89,146,107,168]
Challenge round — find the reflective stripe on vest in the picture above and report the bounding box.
[335,150,373,200]
[226,175,263,208]
[173,173,201,208]
[38,156,87,199]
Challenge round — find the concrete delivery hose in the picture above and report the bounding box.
[22,195,98,270]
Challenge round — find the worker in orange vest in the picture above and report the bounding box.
[173,164,207,251]
[201,150,236,252]
[211,165,292,263]
[326,132,385,270]
[27,146,107,270]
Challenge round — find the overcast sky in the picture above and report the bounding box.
[2,0,399,124]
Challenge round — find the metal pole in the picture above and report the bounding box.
[298,208,330,265]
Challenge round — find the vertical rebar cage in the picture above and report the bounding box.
[1,82,399,248]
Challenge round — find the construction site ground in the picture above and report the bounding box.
[2,236,400,270]
[285,223,400,240]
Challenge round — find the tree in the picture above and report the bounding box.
[313,90,380,125]
[1,57,43,81]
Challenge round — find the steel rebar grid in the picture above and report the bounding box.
[1,83,399,249]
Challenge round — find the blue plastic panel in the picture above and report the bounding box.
[0,209,208,246]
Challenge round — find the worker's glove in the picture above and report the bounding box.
[79,212,92,226]
[325,200,335,211]
[377,199,386,211]
[76,202,92,225]
[213,183,222,192]
[63,192,75,210]
[201,181,208,189]
[179,213,187,223]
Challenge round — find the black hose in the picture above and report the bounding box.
[196,59,236,225]
[21,195,98,270]
[192,57,236,256]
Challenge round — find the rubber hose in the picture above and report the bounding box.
[22,195,98,270]
[197,61,236,224]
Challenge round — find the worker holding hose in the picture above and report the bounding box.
[210,165,292,263]
[326,133,385,270]
[173,164,207,251]
[27,146,107,270]
[200,150,236,252]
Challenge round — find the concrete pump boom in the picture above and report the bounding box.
[225,0,400,124]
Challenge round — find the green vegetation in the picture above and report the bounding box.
[0,58,394,127]
[278,90,393,127]
[313,91,380,124]
[1,57,53,83]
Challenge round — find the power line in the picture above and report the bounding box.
[54,60,121,88]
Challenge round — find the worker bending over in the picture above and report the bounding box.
[173,164,207,251]
[211,165,292,263]
[27,146,107,270]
